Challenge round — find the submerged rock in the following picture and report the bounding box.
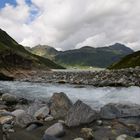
[50,92,73,119]
[2,93,17,105]
[100,103,140,119]
[65,100,97,127]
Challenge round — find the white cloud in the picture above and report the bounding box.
[0,0,140,50]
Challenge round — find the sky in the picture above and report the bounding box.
[0,0,140,51]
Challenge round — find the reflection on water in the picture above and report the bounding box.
[0,81,140,109]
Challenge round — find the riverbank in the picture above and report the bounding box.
[12,67,140,87]
[1,92,140,140]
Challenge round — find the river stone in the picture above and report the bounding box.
[65,100,97,127]
[18,97,29,105]
[50,92,73,119]
[45,123,65,137]
[116,134,134,140]
[58,120,65,124]
[0,110,14,117]
[0,116,14,124]
[34,106,49,120]
[12,109,25,117]
[0,104,8,110]
[27,101,46,116]
[43,134,60,140]
[100,103,140,119]
[74,138,84,140]
[44,116,54,122]
[81,128,94,140]
[26,122,43,131]
[12,109,35,127]
[2,93,17,104]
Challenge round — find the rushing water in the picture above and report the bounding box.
[0,81,140,109]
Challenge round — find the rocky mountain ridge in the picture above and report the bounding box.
[28,43,134,68]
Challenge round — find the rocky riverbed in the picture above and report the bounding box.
[1,92,140,140]
[13,67,140,87]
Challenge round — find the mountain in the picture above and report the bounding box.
[0,29,64,70]
[30,45,59,60]
[29,43,134,68]
[108,51,140,69]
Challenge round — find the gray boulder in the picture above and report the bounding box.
[100,103,140,119]
[45,123,65,137]
[65,100,97,127]
[50,92,73,119]
[12,109,35,127]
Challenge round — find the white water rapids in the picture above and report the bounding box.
[0,81,140,109]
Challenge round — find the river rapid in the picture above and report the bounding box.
[0,81,140,110]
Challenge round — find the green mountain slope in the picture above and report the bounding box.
[29,43,134,68]
[30,45,59,60]
[108,51,140,69]
[0,29,64,70]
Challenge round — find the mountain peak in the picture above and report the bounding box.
[80,46,95,50]
[0,28,18,47]
[111,43,127,48]
[109,43,134,53]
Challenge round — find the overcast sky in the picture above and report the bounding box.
[0,0,140,50]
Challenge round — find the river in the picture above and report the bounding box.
[0,81,140,110]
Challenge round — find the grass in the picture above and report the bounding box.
[108,51,140,69]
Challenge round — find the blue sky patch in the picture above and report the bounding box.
[0,0,17,8]
[0,0,32,9]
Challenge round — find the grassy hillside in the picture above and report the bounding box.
[0,29,64,70]
[30,43,133,68]
[108,51,140,69]
[30,45,59,60]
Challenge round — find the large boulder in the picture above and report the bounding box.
[12,109,35,127]
[2,93,17,105]
[65,100,97,127]
[50,92,73,119]
[34,106,49,120]
[100,103,140,119]
[45,123,65,137]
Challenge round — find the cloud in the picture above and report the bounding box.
[0,0,140,50]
